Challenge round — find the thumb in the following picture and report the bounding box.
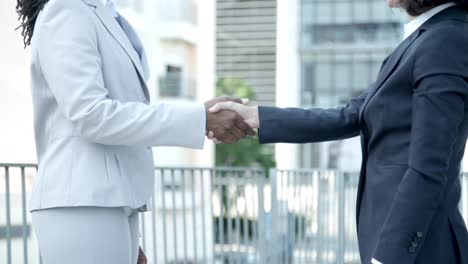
[209,101,234,113]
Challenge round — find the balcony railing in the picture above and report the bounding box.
[1,163,467,264]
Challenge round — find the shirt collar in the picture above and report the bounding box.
[403,2,457,40]
[101,0,118,18]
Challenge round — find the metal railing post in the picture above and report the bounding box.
[269,168,281,264]
[191,169,198,263]
[257,169,267,263]
[2,163,468,264]
[5,166,12,264]
[337,171,345,264]
[151,193,157,264]
[235,171,242,264]
[181,169,188,264]
[21,166,29,264]
[200,169,208,263]
[316,171,324,263]
[226,171,233,264]
[160,170,169,264]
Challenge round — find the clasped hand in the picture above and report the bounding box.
[204,97,259,144]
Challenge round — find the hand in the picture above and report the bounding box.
[205,97,256,144]
[137,246,147,264]
[209,101,260,129]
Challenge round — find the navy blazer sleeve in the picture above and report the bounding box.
[258,89,370,144]
[373,24,468,263]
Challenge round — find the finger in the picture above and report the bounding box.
[209,101,231,113]
[229,125,246,140]
[218,134,236,144]
[207,131,215,139]
[235,115,256,136]
[223,97,243,104]
[209,101,238,113]
[235,116,256,136]
[217,129,238,144]
[207,131,222,144]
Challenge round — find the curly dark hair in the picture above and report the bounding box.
[402,0,468,16]
[16,0,49,47]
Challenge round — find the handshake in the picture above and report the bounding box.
[204,97,260,144]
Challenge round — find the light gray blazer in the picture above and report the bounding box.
[29,0,206,211]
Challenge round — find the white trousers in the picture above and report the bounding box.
[31,206,140,264]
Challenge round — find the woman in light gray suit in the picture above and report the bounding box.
[16,0,255,263]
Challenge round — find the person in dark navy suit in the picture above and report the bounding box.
[209,1,468,263]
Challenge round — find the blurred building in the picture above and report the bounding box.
[114,0,216,168]
[1,1,468,264]
[216,0,277,106]
[113,1,217,263]
[275,0,407,170]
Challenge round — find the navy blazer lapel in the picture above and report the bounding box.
[358,5,467,121]
[359,31,421,120]
[82,0,149,100]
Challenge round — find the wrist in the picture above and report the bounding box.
[250,106,260,128]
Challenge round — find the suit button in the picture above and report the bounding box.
[416,232,423,238]
[411,241,418,247]
[409,247,416,253]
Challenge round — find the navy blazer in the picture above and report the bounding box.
[259,6,468,264]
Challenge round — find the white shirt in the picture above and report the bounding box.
[373,5,457,264]
[403,2,457,40]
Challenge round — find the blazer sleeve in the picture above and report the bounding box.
[258,89,369,144]
[35,2,206,148]
[372,24,468,263]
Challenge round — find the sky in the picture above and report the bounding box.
[0,0,37,163]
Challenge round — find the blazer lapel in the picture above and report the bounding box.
[359,30,421,120]
[82,0,150,101]
[117,15,151,100]
[358,5,467,121]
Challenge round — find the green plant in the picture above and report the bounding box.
[215,78,276,170]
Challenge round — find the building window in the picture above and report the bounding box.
[303,22,401,45]
[300,0,404,48]
[298,0,405,168]
[300,56,384,107]
[159,65,196,99]
[159,65,182,97]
